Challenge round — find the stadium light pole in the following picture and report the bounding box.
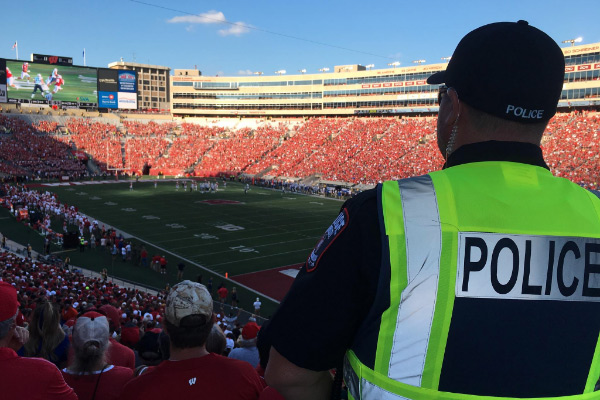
[319,67,330,73]
[562,37,583,46]
[365,64,375,70]
[387,61,401,68]
[441,57,451,63]
[412,59,426,65]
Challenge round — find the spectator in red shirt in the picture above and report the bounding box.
[140,247,148,267]
[217,284,228,304]
[0,282,77,400]
[100,305,135,370]
[120,317,141,348]
[119,280,263,399]
[62,311,133,400]
[61,300,78,324]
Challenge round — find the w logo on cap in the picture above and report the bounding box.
[189,377,197,386]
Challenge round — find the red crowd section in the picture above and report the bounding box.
[0,116,86,179]
[0,112,598,189]
[542,113,600,189]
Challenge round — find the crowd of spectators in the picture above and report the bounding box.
[0,112,598,189]
[194,125,285,177]
[0,248,283,399]
[245,118,346,176]
[32,120,59,133]
[122,121,177,137]
[0,115,86,180]
[62,119,123,172]
[151,133,214,176]
[124,137,170,174]
[542,111,599,190]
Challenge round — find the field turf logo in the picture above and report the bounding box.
[198,199,244,205]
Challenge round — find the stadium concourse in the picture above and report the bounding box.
[0,110,599,399]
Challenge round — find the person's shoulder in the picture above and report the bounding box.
[341,187,378,214]
[18,355,65,383]
[18,355,59,371]
[211,353,257,370]
[111,337,134,352]
[109,365,135,379]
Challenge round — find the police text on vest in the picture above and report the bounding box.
[456,233,600,301]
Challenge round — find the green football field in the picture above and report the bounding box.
[6,60,97,103]
[2,180,344,314]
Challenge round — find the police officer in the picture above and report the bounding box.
[263,21,600,400]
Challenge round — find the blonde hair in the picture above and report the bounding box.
[24,301,65,364]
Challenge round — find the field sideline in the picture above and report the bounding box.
[15,179,344,314]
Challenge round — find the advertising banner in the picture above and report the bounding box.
[98,91,118,108]
[118,71,137,92]
[97,69,118,92]
[97,68,137,109]
[117,92,137,109]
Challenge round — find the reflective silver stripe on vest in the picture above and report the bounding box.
[344,358,411,400]
[388,175,442,386]
[363,380,411,400]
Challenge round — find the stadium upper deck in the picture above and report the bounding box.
[171,42,600,118]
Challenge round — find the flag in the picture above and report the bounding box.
[11,41,17,49]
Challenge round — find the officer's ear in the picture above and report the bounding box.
[437,87,461,159]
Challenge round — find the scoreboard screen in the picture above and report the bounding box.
[5,59,97,107]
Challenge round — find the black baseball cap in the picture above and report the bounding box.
[427,20,565,123]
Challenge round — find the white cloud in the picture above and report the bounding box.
[238,69,253,75]
[168,10,251,37]
[167,10,226,25]
[388,52,403,60]
[218,23,250,37]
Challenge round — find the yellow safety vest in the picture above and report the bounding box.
[345,161,600,400]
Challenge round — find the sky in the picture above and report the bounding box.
[2,0,599,77]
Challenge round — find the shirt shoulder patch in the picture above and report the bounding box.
[306,208,350,272]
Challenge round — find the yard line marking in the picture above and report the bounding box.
[233,263,302,277]
[151,225,325,243]
[169,235,320,253]
[206,248,314,267]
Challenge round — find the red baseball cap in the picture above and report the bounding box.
[0,281,19,321]
[242,322,260,340]
[99,305,121,331]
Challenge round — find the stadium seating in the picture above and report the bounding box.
[0,112,598,189]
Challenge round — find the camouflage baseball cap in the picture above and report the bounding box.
[165,280,213,327]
